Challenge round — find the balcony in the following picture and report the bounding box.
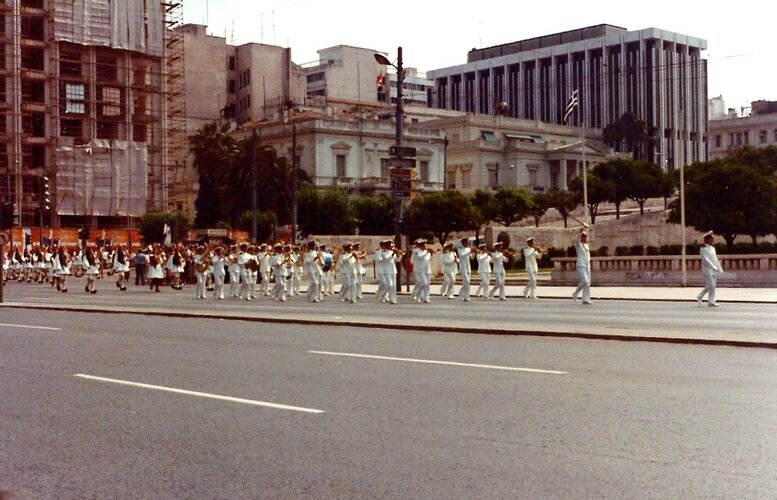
[416,180,444,192]
[332,176,357,189]
[360,176,391,190]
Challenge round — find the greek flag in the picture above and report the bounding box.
[563,89,579,124]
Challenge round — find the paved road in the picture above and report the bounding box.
[3,278,777,346]
[1,309,776,498]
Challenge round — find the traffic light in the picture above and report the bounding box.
[41,175,50,211]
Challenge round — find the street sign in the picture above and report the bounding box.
[388,157,415,169]
[391,178,412,200]
[390,167,417,179]
[389,146,417,158]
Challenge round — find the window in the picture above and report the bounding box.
[101,87,121,116]
[21,47,44,71]
[228,80,236,94]
[96,54,117,81]
[461,169,471,190]
[760,130,768,144]
[60,52,82,77]
[419,161,429,182]
[528,165,539,188]
[65,83,86,114]
[306,72,325,83]
[744,132,750,145]
[60,119,82,137]
[133,123,148,142]
[246,68,251,86]
[228,56,236,71]
[715,135,722,148]
[96,121,118,140]
[336,154,346,177]
[481,130,498,142]
[380,158,390,178]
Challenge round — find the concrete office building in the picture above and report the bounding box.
[709,100,777,160]
[427,24,708,170]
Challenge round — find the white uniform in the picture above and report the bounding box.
[321,251,334,295]
[440,250,458,299]
[375,249,399,304]
[259,251,271,296]
[457,246,472,301]
[212,255,226,299]
[411,248,432,303]
[572,236,592,304]
[304,250,323,302]
[194,253,207,299]
[489,250,506,300]
[237,251,252,300]
[338,252,357,303]
[228,253,241,297]
[353,250,366,300]
[475,251,492,297]
[697,244,722,306]
[270,253,288,301]
[523,247,542,299]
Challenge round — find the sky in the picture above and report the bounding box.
[184,0,775,114]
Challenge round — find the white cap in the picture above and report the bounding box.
[703,230,714,239]
[526,237,535,243]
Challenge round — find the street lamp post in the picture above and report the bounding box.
[251,128,258,242]
[375,48,404,292]
[284,100,299,244]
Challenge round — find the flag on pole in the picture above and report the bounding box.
[163,223,172,247]
[563,89,579,124]
[376,72,384,92]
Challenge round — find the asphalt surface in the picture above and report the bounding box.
[1,309,776,498]
[2,278,777,347]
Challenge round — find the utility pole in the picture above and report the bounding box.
[251,128,258,242]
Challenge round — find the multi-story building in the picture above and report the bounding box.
[0,0,183,228]
[386,67,433,107]
[709,100,777,160]
[427,24,708,170]
[170,23,306,216]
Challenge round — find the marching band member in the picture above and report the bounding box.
[375,240,402,305]
[194,246,208,299]
[304,241,324,303]
[411,239,433,303]
[488,242,508,301]
[84,247,99,294]
[523,237,543,300]
[697,231,723,307]
[258,244,272,297]
[474,243,492,298]
[320,244,335,295]
[211,247,227,299]
[270,244,289,302]
[291,245,303,297]
[236,243,251,300]
[228,245,241,298]
[457,238,472,302]
[572,227,592,305]
[338,242,357,303]
[440,242,459,299]
[352,242,366,301]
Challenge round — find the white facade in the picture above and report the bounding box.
[709,111,777,160]
[304,45,384,104]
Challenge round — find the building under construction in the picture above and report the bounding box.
[0,0,185,229]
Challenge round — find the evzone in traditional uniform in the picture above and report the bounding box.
[166,248,185,290]
[375,240,402,304]
[411,239,433,303]
[53,247,71,292]
[488,242,508,301]
[304,241,324,303]
[270,244,289,302]
[338,242,357,303]
[211,247,227,299]
[523,237,543,300]
[439,242,458,299]
[474,243,492,298]
[320,245,334,295]
[228,245,241,298]
[572,228,592,305]
[258,244,271,297]
[83,247,99,294]
[696,231,722,307]
[113,246,130,291]
[457,238,472,302]
[149,251,165,292]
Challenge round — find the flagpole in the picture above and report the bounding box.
[579,91,589,226]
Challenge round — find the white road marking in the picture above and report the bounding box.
[309,351,567,375]
[74,374,324,414]
[0,323,62,331]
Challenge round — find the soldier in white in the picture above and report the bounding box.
[488,242,507,301]
[338,242,358,303]
[237,243,252,300]
[258,244,272,297]
[304,241,324,303]
[523,237,543,299]
[474,243,492,298]
[352,242,367,301]
[375,240,401,304]
[289,246,303,297]
[270,244,289,302]
[193,246,208,299]
[696,231,723,307]
[320,245,335,295]
[457,238,472,302]
[411,239,433,303]
[572,228,592,305]
[228,245,241,298]
[211,247,227,300]
[439,242,458,299]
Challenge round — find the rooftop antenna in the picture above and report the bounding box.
[272,10,276,45]
[230,20,235,45]
[261,12,264,43]
[205,0,209,28]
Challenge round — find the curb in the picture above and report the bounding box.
[3,303,776,351]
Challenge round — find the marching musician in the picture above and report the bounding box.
[457,238,472,302]
[411,239,433,304]
[474,243,492,299]
[523,237,543,300]
[375,240,402,305]
[211,246,227,300]
[304,241,324,303]
[489,242,509,301]
[338,242,357,303]
[320,244,334,296]
[439,242,458,299]
[228,245,241,298]
[194,245,208,299]
[572,227,592,305]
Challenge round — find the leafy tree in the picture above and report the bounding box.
[668,160,777,250]
[139,211,191,245]
[189,121,236,228]
[407,190,475,245]
[353,195,394,236]
[297,188,357,237]
[492,186,533,226]
[627,161,669,215]
[529,191,554,227]
[569,170,613,225]
[603,112,653,160]
[237,210,277,243]
[546,189,579,228]
[469,189,498,241]
[592,160,630,219]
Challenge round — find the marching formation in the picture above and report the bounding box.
[1,227,724,306]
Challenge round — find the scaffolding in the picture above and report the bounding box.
[0,0,185,228]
